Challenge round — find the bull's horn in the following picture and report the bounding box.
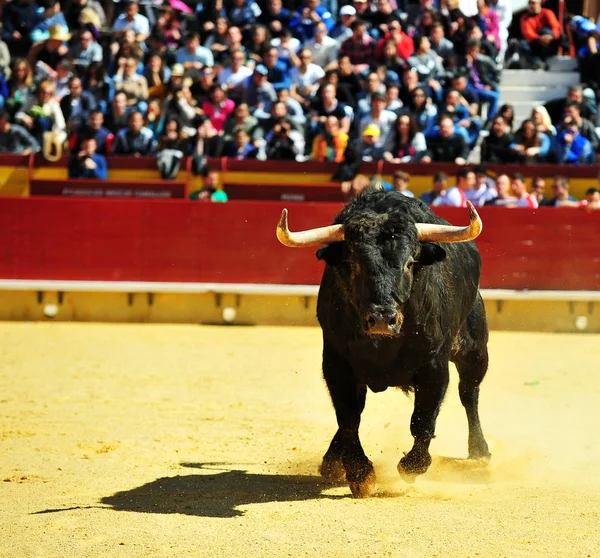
[276,208,345,248]
[415,201,482,243]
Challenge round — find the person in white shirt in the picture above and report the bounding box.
[358,92,397,151]
[290,48,325,108]
[511,172,539,208]
[217,49,253,103]
[304,21,338,69]
[471,165,498,206]
[436,168,477,207]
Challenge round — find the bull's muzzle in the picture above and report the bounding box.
[365,305,403,336]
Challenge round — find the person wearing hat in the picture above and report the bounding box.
[359,91,396,150]
[30,0,69,44]
[331,4,356,44]
[242,64,277,116]
[360,123,385,161]
[28,24,70,80]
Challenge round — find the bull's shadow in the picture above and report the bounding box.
[101,462,345,518]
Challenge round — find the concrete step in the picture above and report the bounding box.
[547,56,579,72]
[499,85,571,104]
[500,70,580,87]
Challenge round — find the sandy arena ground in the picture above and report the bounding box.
[1,322,599,557]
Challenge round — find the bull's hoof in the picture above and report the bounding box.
[348,468,376,498]
[468,441,492,462]
[319,456,346,482]
[398,451,432,482]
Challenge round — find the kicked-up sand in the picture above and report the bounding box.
[1,323,599,557]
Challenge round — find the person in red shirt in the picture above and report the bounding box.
[377,18,414,61]
[519,0,561,68]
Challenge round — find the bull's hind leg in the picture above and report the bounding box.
[453,298,491,460]
[320,344,375,498]
[455,346,491,460]
[398,360,449,480]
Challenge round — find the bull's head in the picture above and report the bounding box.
[276,198,482,337]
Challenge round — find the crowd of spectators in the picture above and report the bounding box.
[0,0,599,189]
[352,166,600,209]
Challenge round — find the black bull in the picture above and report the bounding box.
[277,190,491,498]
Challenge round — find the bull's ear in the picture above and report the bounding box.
[418,243,446,266]
[316,242,344,265]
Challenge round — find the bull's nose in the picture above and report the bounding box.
[365,306,400,334]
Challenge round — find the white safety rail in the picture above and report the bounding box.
[0,280,598,301]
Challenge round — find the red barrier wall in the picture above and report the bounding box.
[0,197,599,290]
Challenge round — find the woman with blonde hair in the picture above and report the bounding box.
[6,59,34,115]
[531,105,556,137]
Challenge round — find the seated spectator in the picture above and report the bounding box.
[202,85,235,134]
[190,167,229,202]
[28,24,70,81]
[340,19,378,74]
[112,0,150,44]
[359,92,396,151]
[359,124,386,161]
[384,112,427,163]
[1,0,38,57]
[265,118,299,160]
[472,164,497,206]
[510,119,550,164]
[530,175,550,206]
[484,172,517,206]
[429,22,456,69]
[377,39,407,85]
[84,62,114,114]
[519,0,561,69]
[245,24,272,63]
[423,114,469,165]
[153,6,183,51]
[290,49,325,110]
[176,32,215,72]
[357,72,386,115]
[384,83,402,112]
[472,0,500,57]
[331,5,356,45]
[407,36,445,97]
[443,88,481,147]
[68,135,107,179]
[69,28,103,69]
[217,49,254,104]
[481,116,517,164]
[569,16,600,88]
[311,116,349,162]
[562,101,599,153]
[60,76,96,133]
[377,19,413,62]
[334,56,363,110]
[451,74,481,121]
[420,172,448,205]
[145,54,170,101]
[271,29,301,67]
[113,110,156,156]
[0,110,40,154]
[223,103,260,145]
[275,88,307,133]
[194,117,224,159]
[310,83,352,138]
[467,23,499,61]
[552,119,595,165]
[113,57,149,111]
[243,65,277,116]
[224,129,259,159]
[545,84,597,124]
[290,0,334,42]
[531,105,556,138]
[258,0,292,39]
[391,170,414,198]
[510,172,539,208]
[435,167,476,207]
[407,87,437,136]
[145,99,164,138]
[15,80,66,145]
[217,26,249,67]
[30,0,69,44]
[227,0,261,36]
[162,83,202,133]
[202,17,229,60]
[5,59,35,117]
[462,39,500,121]
[111,29,144,72]
[305,21,339,70]
[70,109,114,155]
[156,119,191,179]
[104,91,130,134]
[498,103,515,133]
[191,66,217,105]
[541,175,578,206]
[262,46,292,91]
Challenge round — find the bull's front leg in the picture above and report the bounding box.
[320,344,375,498]
[398,361,449,481]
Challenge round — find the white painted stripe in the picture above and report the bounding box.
[0,280,598,301]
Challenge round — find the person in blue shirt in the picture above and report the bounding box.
[553,119,595,165]
[289,0,334,41]
[263,47,292,90]
[68,135,108,179]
